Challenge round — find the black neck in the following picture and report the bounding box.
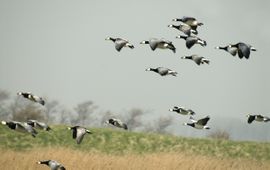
[187,123,195,127]
[109,37,116,42]
[179,35,187,40]
[143,41,149,44]
[40,160,50,165]
[172,25,180,29]
[150,68,158,72]
[174,109,180,113]
[184,56,192,60]
[219,46,227,50]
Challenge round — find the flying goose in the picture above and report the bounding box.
[105,118,128,130]
[183,116,210,129]
[168,23,197,36]
[181,55,210,65]
[176,35,206,49]
[169,106,195,115]
[145,67,177,76]
[17,92,45,105]
[172,16,203,34]
[140,38,176,53]
[246,114,270,124]
[216,42,256,59]
[37,160,66,170]
[1,120,38,137]
[105,37,134,52]
[27,120,51,131]
[68,126,92,144]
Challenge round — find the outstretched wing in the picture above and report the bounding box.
[186,37,197,49]
[238,43,250,59]
[197,116,210,126]
[123,123,128,130]
[157,67,169,76]
[193,56,203,65]
[115,39,128,52]
[76,128,86,144]
[149,39,160,51]
[72,128,77,139]
[247,115,255,124]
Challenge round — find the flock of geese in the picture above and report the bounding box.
[0,16,268,170]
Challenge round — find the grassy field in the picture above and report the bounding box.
[1,148,270,170]
[0,125,270,169]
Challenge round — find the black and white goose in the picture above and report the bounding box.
[176,35,206,49]
[37,160,66,170]
[181,55,210,65]
[183,116,210,129]
[17,92,45,105]
[140,38,176,53]
[1,120,38,137]
[68,126,92,144]
[169,106,195,115]
[246,114,270,124]
[145,67,177,76]
[216,43,256,59]
[172,16,203,34]
[27,120,51,131]
[105,118,128,130]
[105,37,134,52]
[168,23,197,36]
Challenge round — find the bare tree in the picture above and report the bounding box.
[0,89,9,102]
[125,108,144,130]
[44,100,60,123]
[208,129,230,140]
[59,108,72,124]
[11,103,45,122]
[154,116,173,134]
[0,89,10,120]
[72,101,98,125]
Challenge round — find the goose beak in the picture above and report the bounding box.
[37,161,41,164]
[168,25,173,28]
[214,46,220,49]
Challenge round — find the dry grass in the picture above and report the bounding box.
[0,148,269,170]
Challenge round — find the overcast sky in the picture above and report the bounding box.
[0,0,270,141]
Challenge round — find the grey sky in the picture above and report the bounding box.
[0,0,270,141]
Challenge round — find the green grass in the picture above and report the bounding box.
[0,125,270,160]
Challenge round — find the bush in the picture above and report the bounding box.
[208,129,230,140]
